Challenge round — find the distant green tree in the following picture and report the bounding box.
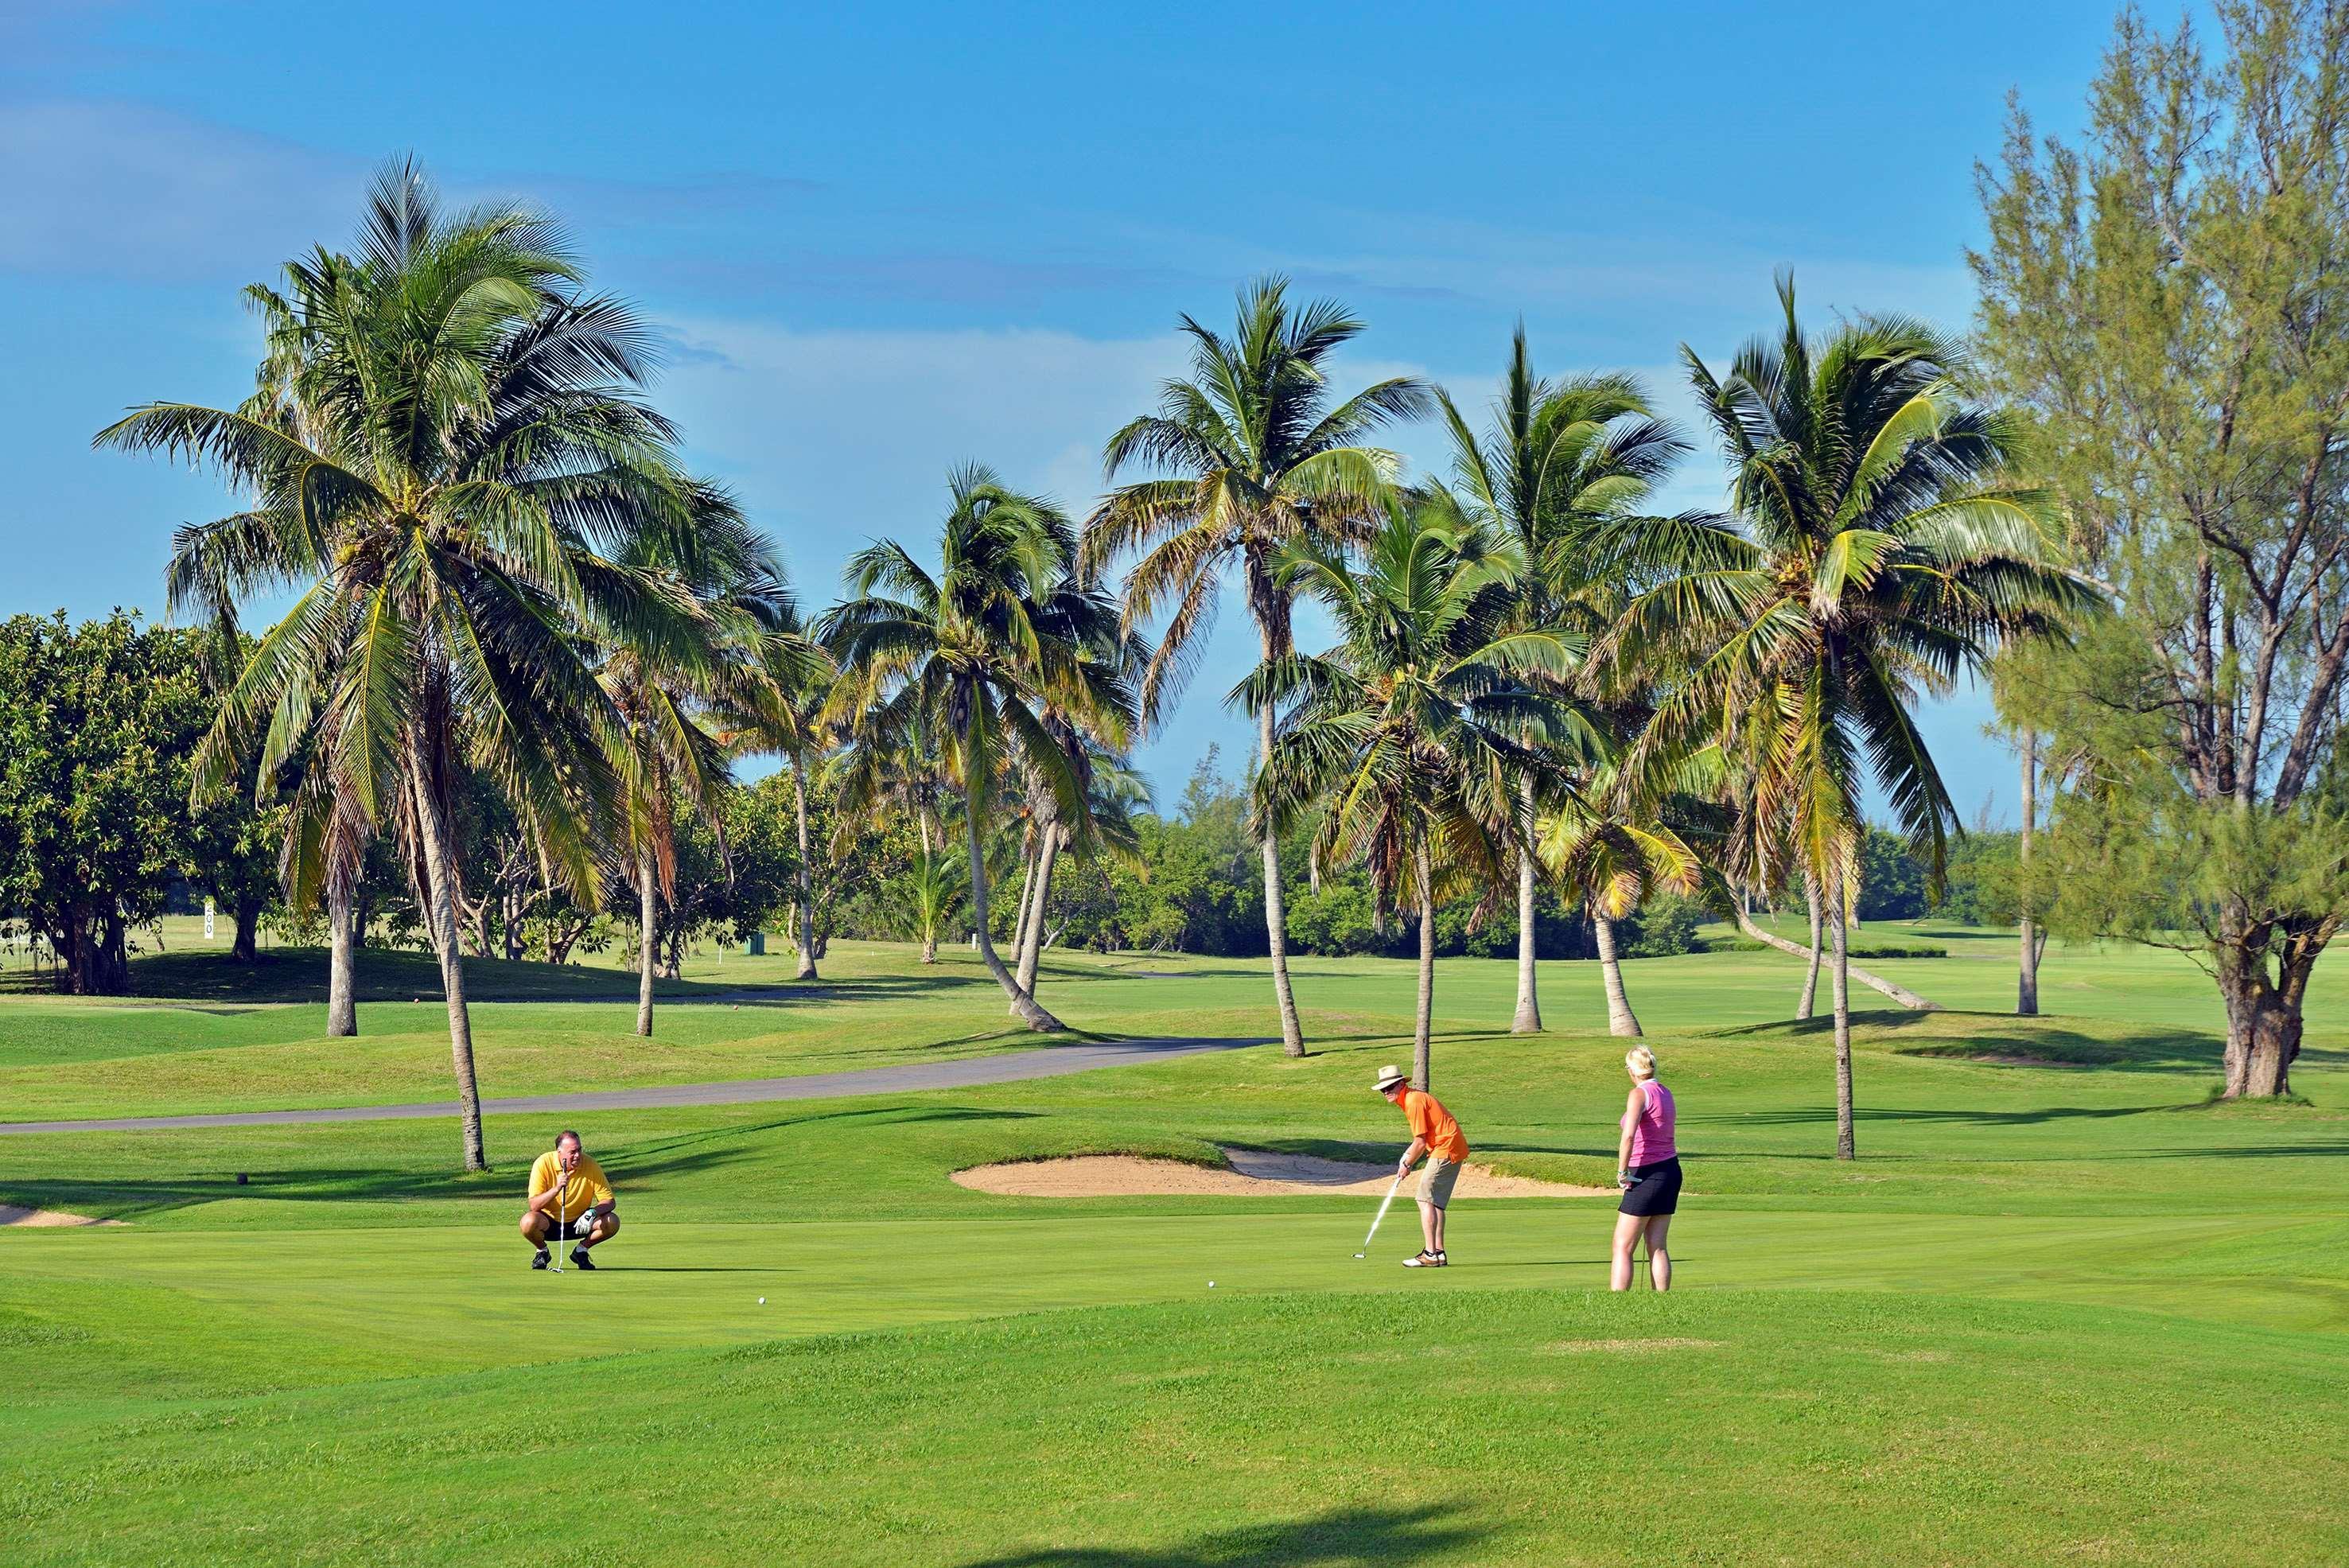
[1855,827,1928,922]
[0,613,210,994]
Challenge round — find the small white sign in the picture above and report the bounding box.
[203,897,216,940]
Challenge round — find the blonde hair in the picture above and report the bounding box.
[1624,1046,1657,1081]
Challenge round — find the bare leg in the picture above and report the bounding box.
[520,1211,551,1251]
[1417,1200,1439,1256]
[1643,1215,1672,1291]
[1429,1204,1447,1255]
[1610,1212,1643,1290]
[577,1212,620,1251]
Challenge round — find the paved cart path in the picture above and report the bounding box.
[0,1036,1272,1136]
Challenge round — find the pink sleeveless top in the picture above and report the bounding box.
[1624,1080,1675,1165]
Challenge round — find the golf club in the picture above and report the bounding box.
[550,1181,567,1274]
[1355,1172,1406,1258]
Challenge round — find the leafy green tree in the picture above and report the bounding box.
[0,613,210,993]
[1972,2,2349,1093]
[823,466,1135,1029]
[102,161,724,1170]
[1436,327,1684,1033]
[1246,502,1585,1088]
[1090,276,1429,1056]
[1855,827,1928,922]
[1620,276,2095,1158]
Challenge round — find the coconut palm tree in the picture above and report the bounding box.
[1434,328,1686,1033]
[1089,276,1429,1057]
[1535,768,1701,1037]
[715,607,841,984]
[1243,501,1590,1090]
[604,488,807,1033]
[832,702,956,960]
[101,160,721,1170]
[1615,275,2098,1158]
[821,465,1136,1029]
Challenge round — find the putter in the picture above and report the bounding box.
[1355,1173,1406,1258]
[550,1182,566,1274]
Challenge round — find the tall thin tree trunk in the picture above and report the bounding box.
[1013,825,1060,1008]
[1511,775,1542,1033]
[1009,835,1039,959]
[1258,701,1306,1056]
[917,815,940,964]
[1593,911,1643,1037]
[1797,876,1824,1020]
[1734,906,1935,1009]
[1830,868,1855,1161]
[636,842,657,1037]
[405,745,488,1173]
[2017,732,2040,1016]
[327,870,358,1037]
[1413,842,1436,1091]
[970,803,1062,1030]
[791,762,819,982]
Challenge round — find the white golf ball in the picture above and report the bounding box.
[1208,1281,1216,1288]
[758,1297,766,1305]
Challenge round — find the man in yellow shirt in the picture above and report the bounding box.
[522,1130,619,1270]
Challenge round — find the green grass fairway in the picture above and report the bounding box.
[3,928,2347,1563]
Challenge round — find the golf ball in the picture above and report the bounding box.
[758,1297,766,1305]
[1208,1281,1216,1288]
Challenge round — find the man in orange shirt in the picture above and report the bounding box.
[1375,1064,1468,1267]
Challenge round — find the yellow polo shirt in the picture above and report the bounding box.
[529,1151,614,1218]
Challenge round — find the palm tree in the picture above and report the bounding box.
[718,611,840,983]
[1243,502,1588,1089]
[1535,770,1700,1037]
[604,488,803,1034]
[1089,276,1429,1057]
[1616,275,2097,1158]
[101,161,720,1170]
[834,702,955,960]
[896,842,965,962]
[1434,328,1686,1033]
[821,466,1135,1029]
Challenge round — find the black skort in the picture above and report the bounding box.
[1619,1156,1682,1217]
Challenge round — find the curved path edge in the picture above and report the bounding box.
[0,1037,1274,1136]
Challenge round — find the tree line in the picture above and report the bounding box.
[32,1,2344,1166]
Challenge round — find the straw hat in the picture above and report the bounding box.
[1372,1064,1410,1093]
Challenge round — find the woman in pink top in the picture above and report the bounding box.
[1612,1045,1679,1290]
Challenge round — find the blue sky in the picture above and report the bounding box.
[1,1,2140,823]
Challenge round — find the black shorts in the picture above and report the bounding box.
[539,1213,597,1242]
[1619,1157,1682,1217]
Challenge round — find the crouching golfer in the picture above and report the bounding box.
[1612,1046,1678,1290]
[1375,1064,1468,1268]
[523,1130,619,1270]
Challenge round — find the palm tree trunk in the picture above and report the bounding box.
[916,815,940,964]
[1013,825,1060,1006]
[1413,842,1436,1091]
[970,803,1062,1030]
[1511,775,1542,1034]
[1797,875,1824,1020]
[326,869,358,1037]
[1593,911,1642,1037]
[1733,906,1935,1010]
[2018,732,2040,1016]
[1257,701,1306,1057]
[791,762,819,982]
[1830,868,1856,1161]
[405,742,487,1173]
[636,842,657,1037]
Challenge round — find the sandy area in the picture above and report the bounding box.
[953,1145,1612,1198]
[0,1204,119,1228]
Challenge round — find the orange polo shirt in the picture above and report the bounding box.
[1402,1089,1468,1163]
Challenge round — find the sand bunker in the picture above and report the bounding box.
[953,1146,1612,1198]
[0,1204,119,1228]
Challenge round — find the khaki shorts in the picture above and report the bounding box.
[1418,1157,1462,1209]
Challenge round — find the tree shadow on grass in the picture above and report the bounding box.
[0,1105,1040,1220]
[955,1504,1487,1567]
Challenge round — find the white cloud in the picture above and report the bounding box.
[0,99,356,281]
